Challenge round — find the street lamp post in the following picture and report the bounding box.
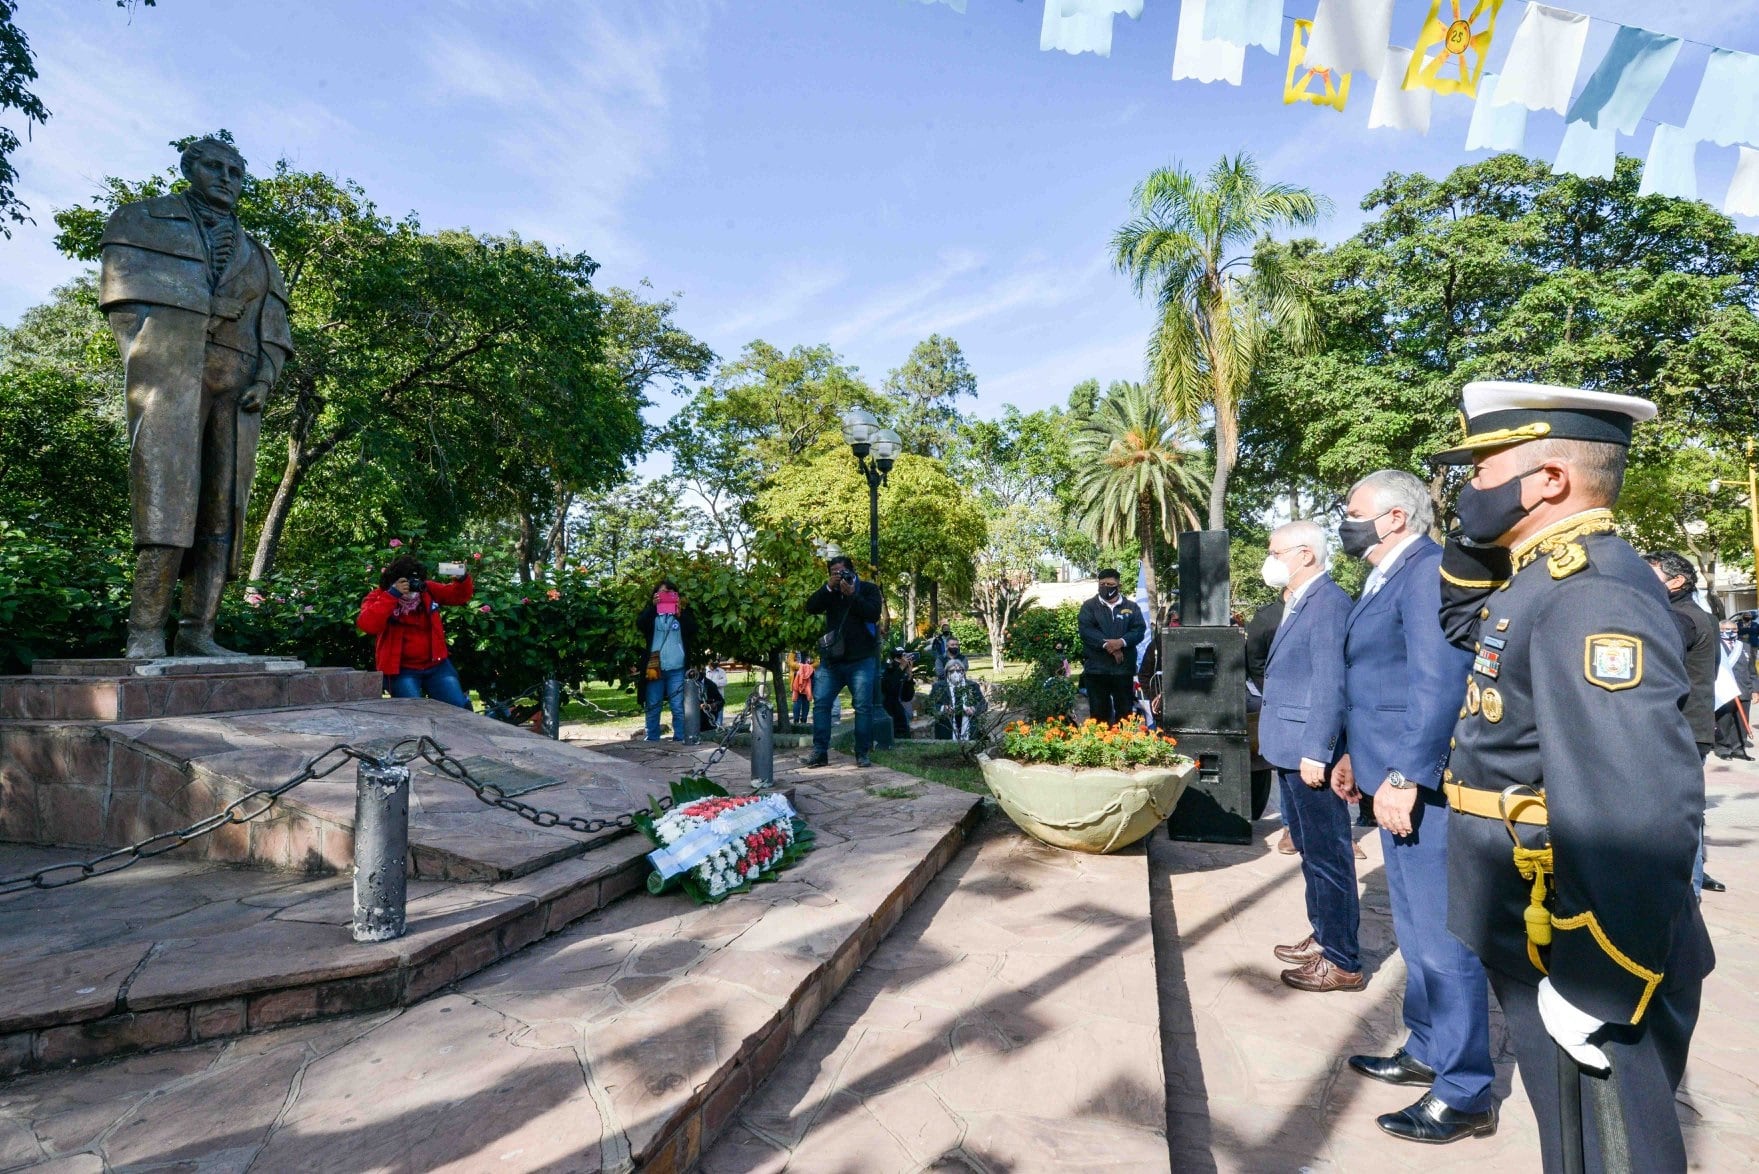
[839,409,902,575]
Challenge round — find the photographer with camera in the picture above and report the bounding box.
[802,554,883,768]
[637,580,699,743]
[357,554,475,709]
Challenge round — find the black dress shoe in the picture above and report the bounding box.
[1701,874,1727,893]
[1376,1092,1496,1144]
[1348,1048,1436,1086]
[799,754,830,768]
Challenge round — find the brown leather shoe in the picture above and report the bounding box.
[1280,956,1366,992]
[1273,933,1322,964]
[1277,829,1297,854]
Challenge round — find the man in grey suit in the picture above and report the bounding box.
[1258,520,1363,992]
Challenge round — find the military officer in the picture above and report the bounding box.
[1433,382,1712,1172]
[99,136,293,658]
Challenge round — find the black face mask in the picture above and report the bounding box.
[1337,511,1389,560]
[1099,584,1120,600]
[1454,467,1544,545]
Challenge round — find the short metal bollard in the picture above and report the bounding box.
[352,758,410,943]
[541,678,562,740]
[681,673,701,744]
[751,681,774,789]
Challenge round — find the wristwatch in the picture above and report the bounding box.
[1384,770,1413,790]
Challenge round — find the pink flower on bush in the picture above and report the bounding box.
[478,604,492,613]
[473,552,482,561]
[388,538,403,549]
[545,588,560,600]
[302,605,315,614]
[244,591,264,607]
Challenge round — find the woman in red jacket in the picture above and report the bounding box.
[357,555,475,708]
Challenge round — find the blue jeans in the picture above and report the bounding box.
[1277,768,1360,971]
[792,696,810,723]
[385,659,471,709]
[812,657,875,759]
[645,668,687,741]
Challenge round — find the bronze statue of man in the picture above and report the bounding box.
[99,137,293,658]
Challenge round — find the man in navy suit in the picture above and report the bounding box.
[1258,520,1363,992]
[1333,469,1495,1144]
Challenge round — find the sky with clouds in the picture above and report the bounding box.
[4,0,1757,428]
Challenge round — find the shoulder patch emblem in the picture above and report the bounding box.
[1548,540,1589,580]
[1584,634,1643,692]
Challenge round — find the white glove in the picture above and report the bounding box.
[1537,978,1610,1074]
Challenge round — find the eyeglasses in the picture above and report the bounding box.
[1267,544,1311,559]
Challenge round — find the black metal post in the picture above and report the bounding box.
[866,465,881,573]
[751,679,774,788]
[352,758,409,942]
[541,678,562,740]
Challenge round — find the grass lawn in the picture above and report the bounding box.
[867,739,989,796]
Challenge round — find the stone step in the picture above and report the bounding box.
[0,762,985,1171]
[3,699,721,880]
[0,667,380,722]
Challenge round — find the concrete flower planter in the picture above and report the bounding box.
[977,754,1196,854]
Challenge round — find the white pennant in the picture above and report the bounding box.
[1493,4,1591,115]
[1368,46,1431,134]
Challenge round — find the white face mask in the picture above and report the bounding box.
[947,672,966,686]
[1261,555,1292,589]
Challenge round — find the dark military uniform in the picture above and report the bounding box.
[1439,510,1713,1172]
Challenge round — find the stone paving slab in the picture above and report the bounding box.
[702,813,1169,1173]
[0,755,984,1171]
[0,740,764,1076]
[1150,754,1759,1172]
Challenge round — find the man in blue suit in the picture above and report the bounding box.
[1258,520,1363,993]
[1333,469,1496,1145]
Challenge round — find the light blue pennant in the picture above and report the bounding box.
[1565,25,1682,135]
[1202,0,1284,53]
[1682,49,1759,148]
[1466,71,1528,153]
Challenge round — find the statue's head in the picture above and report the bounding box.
[179,137,248,211]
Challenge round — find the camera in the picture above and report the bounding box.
[835,568,856,584]
[404,577,426,594]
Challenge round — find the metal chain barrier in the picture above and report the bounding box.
[687,689,759,780]
[388,735,676,835]
[0,743,371,896]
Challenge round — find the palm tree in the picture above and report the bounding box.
[1113,154,1325,530]
[1071,381,1209,618]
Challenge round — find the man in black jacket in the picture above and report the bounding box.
[1645,550,1724,893]
[802,554,884,768]
[1077,569,1147,725]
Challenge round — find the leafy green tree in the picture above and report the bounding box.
[0,0,49,236]
[754,449,985,634]
[1241,154,1759,549]
[566,476,690,581]
[1070,381,1209,619]
[660,340,875,557]
[1112,154,1324,530]
[883,333,977,459]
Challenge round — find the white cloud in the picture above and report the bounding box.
[416,2,712,268]
[706,260,848,343]
[979,330,1149,413]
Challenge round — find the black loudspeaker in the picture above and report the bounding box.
[1160,626,1248,735]
[1166,732,1263,844]
[1177,529,1232,628]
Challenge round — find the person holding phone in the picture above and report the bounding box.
[637,580,699,742]
[357,554,475,708]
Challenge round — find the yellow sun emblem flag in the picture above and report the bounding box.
[1404,0,1504,98]
[1285,19,1352,112]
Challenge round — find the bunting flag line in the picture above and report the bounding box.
[1174,0,1247,84]
[1403,0,1504,97]
[1285,19,1353,110]
[1638,125,1698,200]
[1040,0,1143,57]
[1370,46,1433,132]
[1726,148,1759,217]
[1682,49,1759,148]
[1202,0,1285,53]
[1490,3,1588,113]
[911,0,968,12]
[1564,24,1682,134]
[1465,70,1528,151]
[1304,0,1395,80]
[1553,118,1617,179]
